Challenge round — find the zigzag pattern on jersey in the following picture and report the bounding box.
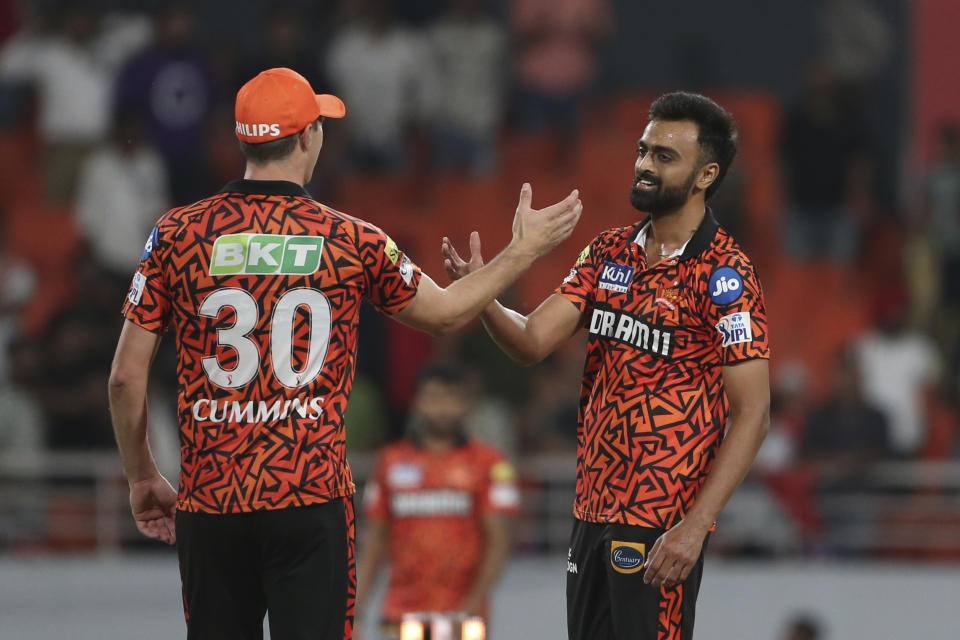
[344,497,357,640]
[123,190,420,514]
[560,221,769,529]
[658,584,684,640]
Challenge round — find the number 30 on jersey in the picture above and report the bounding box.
[198,287,331,389]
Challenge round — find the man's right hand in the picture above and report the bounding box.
[442,231,485,282]
[510,183,582,259]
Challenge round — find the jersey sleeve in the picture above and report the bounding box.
[699,256,770,364]
[121,222,173,334]
[355,221,422,316]
[555,235,601,313]
[477,450,520,515]
[363,453,390,521]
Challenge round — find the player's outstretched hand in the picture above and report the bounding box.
[442,231,485,282]
[642,518,709,589]
[511,183,582,259]
[129,474,177,545]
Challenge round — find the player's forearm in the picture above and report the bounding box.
[108,373,158,483]
[683,405,770,531]
[433,243,537,334]
[479,302,540,365]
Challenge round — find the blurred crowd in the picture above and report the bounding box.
[0,0,956,556]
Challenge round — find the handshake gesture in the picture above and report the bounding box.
[444,183,582,281]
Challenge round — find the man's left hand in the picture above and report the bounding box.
[642,518,710,589]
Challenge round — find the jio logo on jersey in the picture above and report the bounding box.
[142,226,159,261]
[610,541,646,574]
[709,266,744,305]
[598,262,635,293]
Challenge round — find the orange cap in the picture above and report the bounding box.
[234,67,346,143]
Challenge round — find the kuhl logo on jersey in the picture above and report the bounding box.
[598,262,635,293]
[716,311,753,347]
[610,541,646,574]
[209,234,325,276]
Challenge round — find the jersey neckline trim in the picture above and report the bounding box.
[219,179,311,197]
[631,207,720,261]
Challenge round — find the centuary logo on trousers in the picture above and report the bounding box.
[210,234,324,275]
[610,541,646,574]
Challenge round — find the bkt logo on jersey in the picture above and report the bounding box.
[709,266,744,305]
[598,262,635,293]
[209,234,325,276]
[716,311,753,347]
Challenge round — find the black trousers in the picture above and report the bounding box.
[566,519,708,640]
[176,498,356,640]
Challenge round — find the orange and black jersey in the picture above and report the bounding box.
[364,438,519,622]
[557,210,769,529]
[122,179,422,514]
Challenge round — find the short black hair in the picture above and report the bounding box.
[649,92,738,200]
[237,119,321,165]
[416,362,468,389]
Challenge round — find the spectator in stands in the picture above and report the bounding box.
[853,289,939,458]
[75,112,169,282]
[817,0,892,96]
[428,0,507,174]
[326,0,434,172]
[0,3,150,202]
[38,261,117,450]
[0,339,43,456]
[237,8,332,96]
[515,354,580,454]
[510,0,612,162]
[780,64,873,263]
[801,352,890,483]
[923,123,960,310]
[115,3,216,205]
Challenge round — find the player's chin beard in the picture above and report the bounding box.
[630,172,695,217]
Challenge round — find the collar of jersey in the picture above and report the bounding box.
[220,179,311,197]
[632,207,720,261]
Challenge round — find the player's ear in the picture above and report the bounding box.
[298,126,311,153]
[697,162,719,192]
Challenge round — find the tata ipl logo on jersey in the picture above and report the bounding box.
[209,234,325,275]
[610,541,646,574]
[709,266,744,305]
[716,311,753,347]
[598,261,635,293]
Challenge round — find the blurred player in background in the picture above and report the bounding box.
[443,92,770,639]
[108,67,581,640]
[356,363,518,639]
